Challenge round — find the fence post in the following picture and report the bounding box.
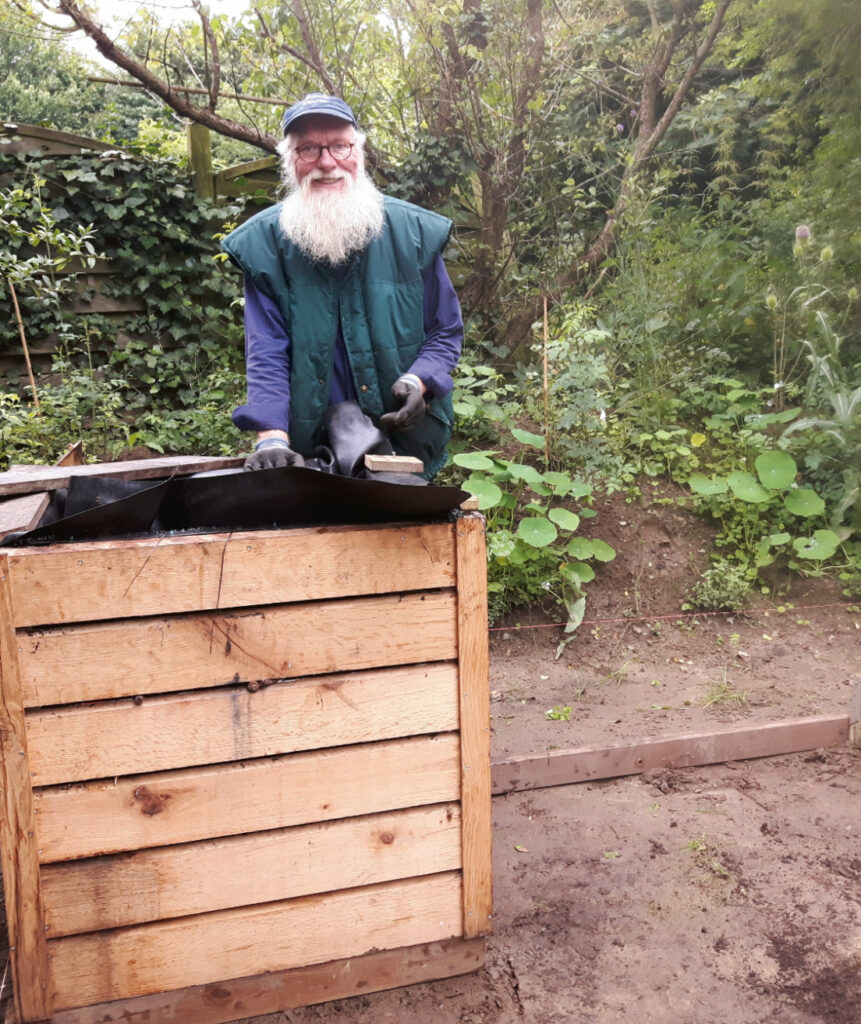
[187,122,215,201]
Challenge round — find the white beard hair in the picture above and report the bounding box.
[277,147,384,266]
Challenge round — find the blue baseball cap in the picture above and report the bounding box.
[280,94,358,136]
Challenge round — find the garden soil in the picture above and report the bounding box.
[3,492,860,1024]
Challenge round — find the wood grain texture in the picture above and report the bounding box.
[455,515,493,938]
[48,872,464,1011]
[0,492,49,542]
[47,938,485,1024]
[6,521,456,627]
[35,733,461,863]
[0,454,244,497]
[0,557,51,1021]
[42,803,462,936]
[491,714,851,794]
[364,454,424,473]
[27,662,459,785]
[18,591,457,708]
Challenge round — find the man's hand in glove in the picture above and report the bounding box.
[379,374,427,431]
[244,435,305,471]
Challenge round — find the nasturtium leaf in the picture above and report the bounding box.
[463,479,502,510]
[783,488,825,517]
[566,537,594,559]
[453,452,495,471]
[511,427,545,449]
[488,529,516,558]
[590,539,617,562]
[690,432,707,447]
[507,462,543,484]
[727,471,772,503]
[548,508,580,531]
[542,471,575,494]
[768,532,791,546]
[688,473,728,495]
[516,517,558,548]
[755,451,797,490]
[561,561,595,583]
[792,530,840,560]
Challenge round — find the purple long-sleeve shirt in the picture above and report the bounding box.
[232,253,463,434]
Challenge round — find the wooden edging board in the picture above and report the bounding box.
[491,714,851,795]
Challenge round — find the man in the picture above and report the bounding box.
[221,93,463,478]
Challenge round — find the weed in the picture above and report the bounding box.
[684,561,752,612]
[703,672,749,709]
[545,705,572,721]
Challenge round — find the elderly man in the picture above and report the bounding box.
[221,93,463,478]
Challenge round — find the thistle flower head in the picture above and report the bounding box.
[795,224,811,243]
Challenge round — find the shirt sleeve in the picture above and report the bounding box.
[408,253,463,399]
[231,278,292,434]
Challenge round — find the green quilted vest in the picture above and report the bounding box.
[222,196,455,478]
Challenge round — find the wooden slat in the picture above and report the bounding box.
[0,557,51,1021]
[48,937,485,1024]
[0,454,244,498]
[19,591,457,708]
[42,803,462,936]
[6,521,455,627]
[364,454,424,473]
[35,733,460,863]
[491,714,852,794]
[455,515,492,938]
[27,662,459,785]
[49,872,464,1011]
[0,492,49,542]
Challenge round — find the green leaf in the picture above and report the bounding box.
[755,451,797,490]
[453,452,496,471]
[561,561,595,583]
[768,532,791,546]
[566,537,594,559]
[783,488,826,517]
[590,539,616,562]
[516,517,558,548]
[792,530,840,560]
[507,462,543,484]
[463,478,502,510]
[727,471,772,503]
[548,507,580,531]
[511,427,545,449]
[688,473,728,495]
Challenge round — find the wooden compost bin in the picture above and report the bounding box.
[0,516,491,1024]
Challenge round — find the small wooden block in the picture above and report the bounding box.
[460,495,480,511]
[364,454,424,473]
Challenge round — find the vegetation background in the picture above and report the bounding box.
[0,0,858,624]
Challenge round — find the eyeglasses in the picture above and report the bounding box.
[293,141,355,163]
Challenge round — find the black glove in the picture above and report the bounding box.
[244,438,305,471]
[379,375,427,431]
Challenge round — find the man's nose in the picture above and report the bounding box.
[317,146,337,170]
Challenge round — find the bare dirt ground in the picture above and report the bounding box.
[276,491,861,1024]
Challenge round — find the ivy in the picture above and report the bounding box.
[0,143,245,417]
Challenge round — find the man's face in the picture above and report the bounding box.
[290,115,359,193]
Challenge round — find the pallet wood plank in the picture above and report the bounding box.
[454,515,493,938]
[491,714,851,794]
[364,454,424,473]
[49,872,464,1010]
[42,803,462,936]
[35,733,460,863]
[0,454,244,498]
[0,556,51,1021]
[0,492,49,542]
[27,662,459,785]
[19,591,457,708]
[6,522,455,627]
[47,937,485,1024]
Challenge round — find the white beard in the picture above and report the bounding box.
[278,160,385,266]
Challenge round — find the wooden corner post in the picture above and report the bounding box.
[455,515,492,937]
[0,554,52,1021]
